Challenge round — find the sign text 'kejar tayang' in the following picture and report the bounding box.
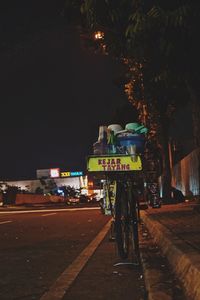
[87,156,142,172]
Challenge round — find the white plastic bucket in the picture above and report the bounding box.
[107,124,123,134]
[98,126,107,142]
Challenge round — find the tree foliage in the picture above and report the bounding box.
[65,0,200,198]
[65,0,199,126]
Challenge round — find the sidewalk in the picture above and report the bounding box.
[141,201,200,300]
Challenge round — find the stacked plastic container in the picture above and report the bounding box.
[93,122,148,156]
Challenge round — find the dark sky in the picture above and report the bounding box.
[0,2,138,180]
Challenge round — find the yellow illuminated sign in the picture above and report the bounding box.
[60,172,70,177]
[87,155,142,172]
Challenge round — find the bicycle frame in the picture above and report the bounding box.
[87,154,144,261]
[106,173,141,261]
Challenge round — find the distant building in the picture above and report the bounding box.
[0,168,87,194]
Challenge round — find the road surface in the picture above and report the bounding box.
[0,206,146,300]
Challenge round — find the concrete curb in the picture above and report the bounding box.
[140,252,173,300]
[140,211,200,300]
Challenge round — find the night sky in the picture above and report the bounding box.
[0,2,137,180]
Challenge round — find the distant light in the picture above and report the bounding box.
[60,172,70,177]
[70,171,83,177]
[57,189,64,196]
[60,171,83,177]
[50,168,60,178]
[94,31,104,40]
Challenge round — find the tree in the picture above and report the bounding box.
[125,1,200,199]
[65,0,200,200]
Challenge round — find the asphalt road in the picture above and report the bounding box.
[0,204,190,300]
[0,207,110,300]
[0,206,146,300]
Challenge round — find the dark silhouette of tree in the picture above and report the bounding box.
[65,0,200,200]
[110,103,138,128]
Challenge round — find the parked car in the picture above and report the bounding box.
[66,197,79,205]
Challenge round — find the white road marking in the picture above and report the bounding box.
[40,219,112,300]
[42,213,57,217]
[0,207,100,215]
[0,220,12,225]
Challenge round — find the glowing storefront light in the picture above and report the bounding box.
[60,171,83,177]
[70,171,83,176]
[60,172,70,177]
[50,168,60,178]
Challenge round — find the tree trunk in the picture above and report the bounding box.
[186,82,200,148]
[159,117,172,203]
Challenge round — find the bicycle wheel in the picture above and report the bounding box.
[128,185,140,258]
[114,181,130,259]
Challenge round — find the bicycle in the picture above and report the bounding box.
[87,154,144,262]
